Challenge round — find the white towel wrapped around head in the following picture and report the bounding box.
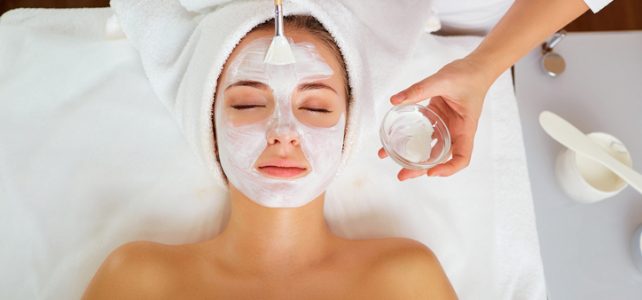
[110,0,435,186]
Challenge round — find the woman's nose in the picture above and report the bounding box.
[266,123,300,147]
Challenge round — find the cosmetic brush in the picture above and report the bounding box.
[263,0,296,65]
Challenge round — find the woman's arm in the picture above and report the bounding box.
[467,0,590,82]
[387,0,594,180]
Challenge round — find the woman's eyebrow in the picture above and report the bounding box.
[298,82,338,94]
[225,80,269,90]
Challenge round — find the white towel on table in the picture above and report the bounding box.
[0,6,545,300]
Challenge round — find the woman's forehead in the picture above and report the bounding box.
[223,28,343,82]
[229,41,332,85]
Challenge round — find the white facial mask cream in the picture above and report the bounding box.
[215,38,346,208]
[388,111,434,163]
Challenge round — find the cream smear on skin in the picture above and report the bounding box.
[215,38,346,208]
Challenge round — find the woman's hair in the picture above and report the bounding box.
[212,15,351,180]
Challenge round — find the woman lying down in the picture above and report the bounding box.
[83,13,456,299]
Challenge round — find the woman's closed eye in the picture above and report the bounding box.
[297,97,335,114]
[300,107,332,113]
[232,104,267,110]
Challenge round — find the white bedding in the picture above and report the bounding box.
[0,8,545,300]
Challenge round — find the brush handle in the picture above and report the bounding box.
[274,0,285,37]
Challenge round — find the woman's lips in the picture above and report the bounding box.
[258,166,307,178]
[257,159,309,179]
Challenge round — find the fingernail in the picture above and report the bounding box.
[391,92,407,104]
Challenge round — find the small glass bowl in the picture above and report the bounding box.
[380,104,451,170]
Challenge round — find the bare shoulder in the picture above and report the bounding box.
[82,241,185,300]
[362,238,458,299]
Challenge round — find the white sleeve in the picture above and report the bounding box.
[584,0,613,13]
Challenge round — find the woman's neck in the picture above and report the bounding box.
[213,185,338,275]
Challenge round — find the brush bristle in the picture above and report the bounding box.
[264,36,296,65]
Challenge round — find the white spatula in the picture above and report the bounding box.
[539,110,642,195]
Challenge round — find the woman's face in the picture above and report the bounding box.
[214,25,348,207]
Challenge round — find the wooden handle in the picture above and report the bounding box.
[275,0,282,5]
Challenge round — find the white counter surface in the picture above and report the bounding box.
[514,31,642,299]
